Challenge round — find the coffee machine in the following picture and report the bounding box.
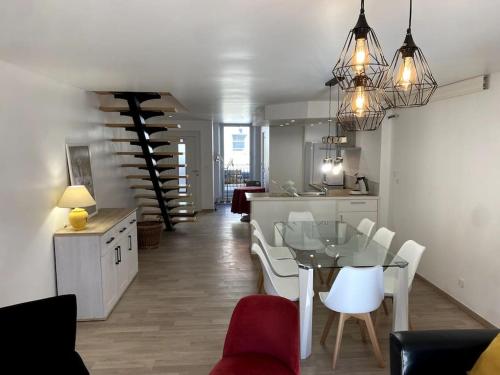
[350,175,369,195]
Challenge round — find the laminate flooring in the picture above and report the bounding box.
[77,206,484,374]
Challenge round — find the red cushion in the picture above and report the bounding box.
[209,353,296,375]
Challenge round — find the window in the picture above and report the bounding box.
[232,134,246,151]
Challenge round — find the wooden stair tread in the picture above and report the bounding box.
[110,138,183,143]
[172,217,197,224]
[167,201,194,208]
[95,91,172,96]
[126,174,188,180]
[129,184,190,190]
[121,163,186,168]
[115,151,183,156]
[134,193,192,199]
[106,123,181,129]
[100,106,177,113]
[169,209,196,216]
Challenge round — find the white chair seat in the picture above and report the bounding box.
[271,276,300,301]
[270,258,299,277]
[319,291,329,304]
[268,246,295,259]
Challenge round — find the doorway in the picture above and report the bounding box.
[176,132,202,212]
[221,124,251,202]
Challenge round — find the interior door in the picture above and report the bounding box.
[183,135,202,212]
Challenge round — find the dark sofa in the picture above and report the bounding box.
[390,329,499,375]
[0,294,89,374]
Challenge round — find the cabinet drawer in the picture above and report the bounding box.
[337,199,377,212]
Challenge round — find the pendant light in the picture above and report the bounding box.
[332,85,344,175]
[337,74,386,131]
[382,0,438,108]
[332,0,389,91]
[321,85,334,174]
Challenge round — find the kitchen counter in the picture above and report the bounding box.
[246,190,378,201]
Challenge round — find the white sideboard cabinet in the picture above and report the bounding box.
[54,208,138,320]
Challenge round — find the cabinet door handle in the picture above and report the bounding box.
[118,246,122,264]
[119,227,127,233]
[106,236,115,244]
[129,219,137,224]
[128,235,132,251]
[115,247,119,265]
[350,201,366,205]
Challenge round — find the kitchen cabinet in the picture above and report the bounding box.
[54,208,138,320]
[336,199,378,228]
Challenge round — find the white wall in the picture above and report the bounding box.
[355,127,382,183]
[269,125,304,192]
[387,73,500,326]
[0,60,134,308]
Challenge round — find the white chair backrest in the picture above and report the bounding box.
[357,218,376,238]
[288,211,315,222]
[396,240,426,287]
[251,243,279,296]
[323,266,384,314]
[274,222,284,246]
[371,227,395,250]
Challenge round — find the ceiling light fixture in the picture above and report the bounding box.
[382,0,437,108]
[332,0,389,91]
[337,73,386,131]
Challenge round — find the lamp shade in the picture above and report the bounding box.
[58,185,96,208]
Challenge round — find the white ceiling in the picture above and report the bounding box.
[1,0,499,123]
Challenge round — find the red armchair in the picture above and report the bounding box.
[210,295,300,375]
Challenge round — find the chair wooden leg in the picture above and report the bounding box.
[326,269,335,285]
[357,319,367,343]
[332,313,348,369]
[362,313,385,368]
[382,298,389,316]
[320,311,336,345]
[257,270,264,294]
[317,268,325,285]
[409,315,415,331]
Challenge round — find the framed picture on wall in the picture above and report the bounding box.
[65,143,98,216]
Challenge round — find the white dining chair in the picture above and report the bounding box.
[326,218,376,285]
[250,220,294,259]
[357,218,376,245]
[382,240,426,323]
[370,227,395,250]
[319,266,385,369]
[251,243,299,301]
[286,211,324,251]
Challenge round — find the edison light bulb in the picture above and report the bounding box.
[396,56,417,90]
[332,163,343,175]
[353,38,370,74]
[321,158,332,173]
[351,86,369,117]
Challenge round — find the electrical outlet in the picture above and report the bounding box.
[458,278,465,288]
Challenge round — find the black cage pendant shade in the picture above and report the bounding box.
[332,0,389,91]
[383,0,438,108]
[337,75,386,131]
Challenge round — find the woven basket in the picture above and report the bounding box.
[137,221,163,250]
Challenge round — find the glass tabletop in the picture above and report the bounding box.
[274,221,408,269]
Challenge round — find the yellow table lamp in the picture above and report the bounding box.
[58,185,96,230]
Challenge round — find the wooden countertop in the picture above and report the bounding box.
[55,208,137,236]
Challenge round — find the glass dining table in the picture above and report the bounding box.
[274,220,409,360]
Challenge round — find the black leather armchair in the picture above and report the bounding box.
[0,294,89,374]
[390,329,499,375]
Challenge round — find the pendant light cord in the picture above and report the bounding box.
[408,0,412,31]
[327,84,333,158]
[336,85,341,158]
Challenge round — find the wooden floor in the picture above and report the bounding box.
[77,206,484,374]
